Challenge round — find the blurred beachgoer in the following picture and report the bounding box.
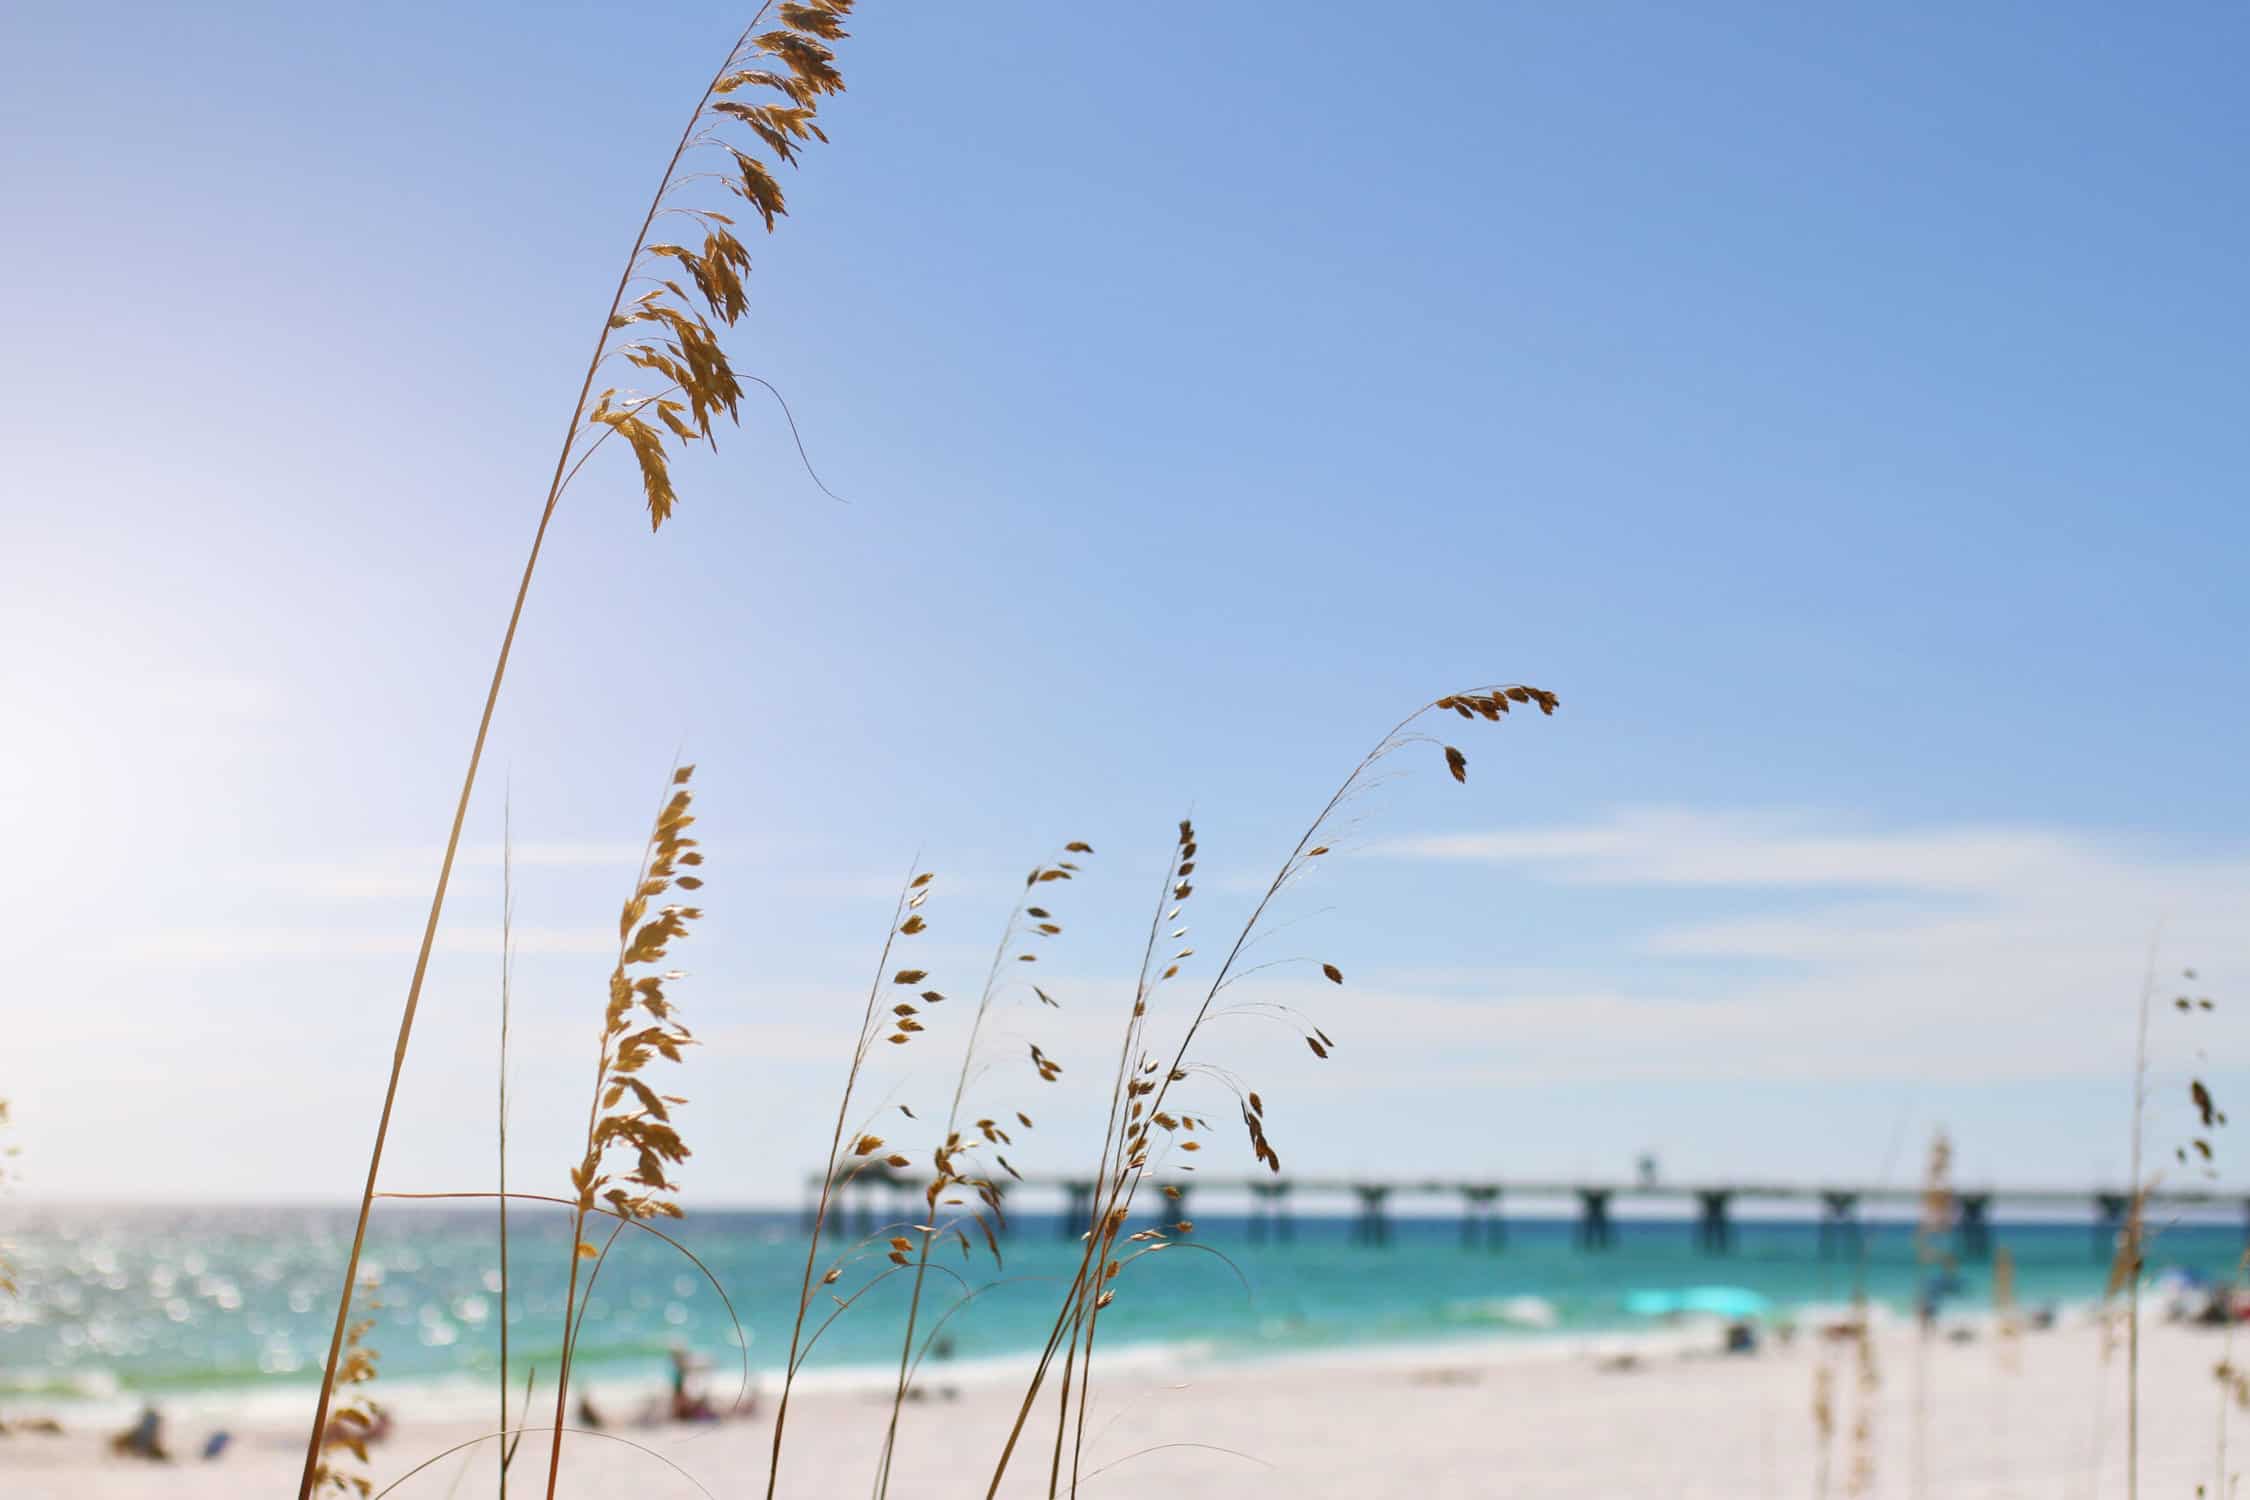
[669,1345,717,1422]
[932,1334,961,1401]
[109,1404,169,1462]
[200,1429,231,1461]
[2193,1284,2239,1327]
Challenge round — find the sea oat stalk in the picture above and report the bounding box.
[311,1278,384,1498]
[2125,935,2157,1500]
[498,807,515,1498]
[294,9,859,1493]
[767,864,937,1499]
[874,845,1091,1498]
[542,765,707,1499]
[986,684,1559,1499]
[1912,1127,1953,1500]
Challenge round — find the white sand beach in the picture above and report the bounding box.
[5,1311,2241,1498]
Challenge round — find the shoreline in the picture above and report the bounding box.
[0,1284,2106,1435]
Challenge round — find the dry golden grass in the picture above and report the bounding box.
[294,5,859,1495]
[2170,969,2231,1498]
[870,842,1095,1499]
[285,9,1582,1499]
[980,685,1559,1500]
[2123,943,2158,1500]
[327,680,1555,1500]
[2088,959,2233,1500]
[730,688,1554,1500]
[764,862,938,1497]
[1913,1127,1953,1499]
[495,811,518,1498]
[542,764,707,1498]
[310,1277,384,1498]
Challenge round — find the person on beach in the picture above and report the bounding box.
[109,1404,168,1462]
[668,1344,717,1422]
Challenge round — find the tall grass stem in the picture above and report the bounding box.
[291,15,773,1496]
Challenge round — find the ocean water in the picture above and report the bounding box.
[2,1201,2242,1411]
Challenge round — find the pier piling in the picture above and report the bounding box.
[1955,1193,1993,1261]
[1575,1188,1616,1251]
[1249,1180,1294,1244]
[2094,1192,2130,1262]
[1817,1191,1862,1260]
[1459,1185,1504,1250]
[1694,1190,1734,1255]
[1352,1184,1393,1246]
[1061,1179,1094,1241]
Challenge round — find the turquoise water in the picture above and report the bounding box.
[2,1202,2242,1406]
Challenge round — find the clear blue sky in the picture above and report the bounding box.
[3,2,2246,1206]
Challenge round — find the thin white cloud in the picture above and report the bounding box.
[1359,807,2250,1084]
[1380,806,2100,892]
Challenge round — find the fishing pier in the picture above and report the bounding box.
[806,1168,2237,1262]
